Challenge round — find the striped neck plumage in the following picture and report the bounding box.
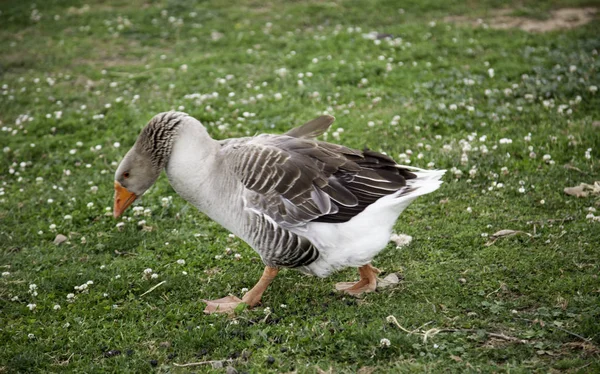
[136,111,188,170]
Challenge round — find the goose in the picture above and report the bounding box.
[113,111,445,314]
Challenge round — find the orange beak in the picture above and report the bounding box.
[113,181,137,218]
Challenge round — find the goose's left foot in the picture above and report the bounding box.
[203,266,279,314]
[335,264,380,295]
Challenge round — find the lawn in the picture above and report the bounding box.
[1,0,599,372]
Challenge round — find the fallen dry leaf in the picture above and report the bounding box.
[377,273,401,289]
[53,234,68,245]
[389,233,413,248]
[564,181,600,198]
[491,229,519,239]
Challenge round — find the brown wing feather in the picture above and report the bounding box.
[222,134,416,228]
[285,115,335,139]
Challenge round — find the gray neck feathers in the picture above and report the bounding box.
[137,112,186,170]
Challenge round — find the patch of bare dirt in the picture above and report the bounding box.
[445,7,597,33]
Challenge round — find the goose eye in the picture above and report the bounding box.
[123,172,130,179]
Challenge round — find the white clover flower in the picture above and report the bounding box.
[1,271,10,277]
[151,273,159,279]
[241,287,249,293]
[87,202,94,208]
[540,200,545,204]
[28,333,36,339]
[466,207,472,213]
[590,86,598,93]
[27,303,37,311]
[499,138,512,144]
[143,268,153,275]
[49,223,57,231]
[518,187,525,193]
[90,186,98,194]
[380,338,391,347]
[177,259,186,265]
[487,68,494,78]
[64,214,72,220]
[116,222,125,229]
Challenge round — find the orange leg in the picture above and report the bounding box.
[335,264,380,295]
[203,266,279,314]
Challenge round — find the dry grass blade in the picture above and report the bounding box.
[485,230,532,246]
[386,315,529,344]
[139,281,166,297]
[563,164,588,174]
[173,358,234,368]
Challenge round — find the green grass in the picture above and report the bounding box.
[1,0,599,372]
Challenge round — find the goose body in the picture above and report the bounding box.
[114,111,445,312]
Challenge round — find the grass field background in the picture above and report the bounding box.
[1,0,599,372]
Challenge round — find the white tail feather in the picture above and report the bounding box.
[302,168,446,277]
[402,168,446,198]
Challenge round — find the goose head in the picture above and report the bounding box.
[113,112,186,218]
